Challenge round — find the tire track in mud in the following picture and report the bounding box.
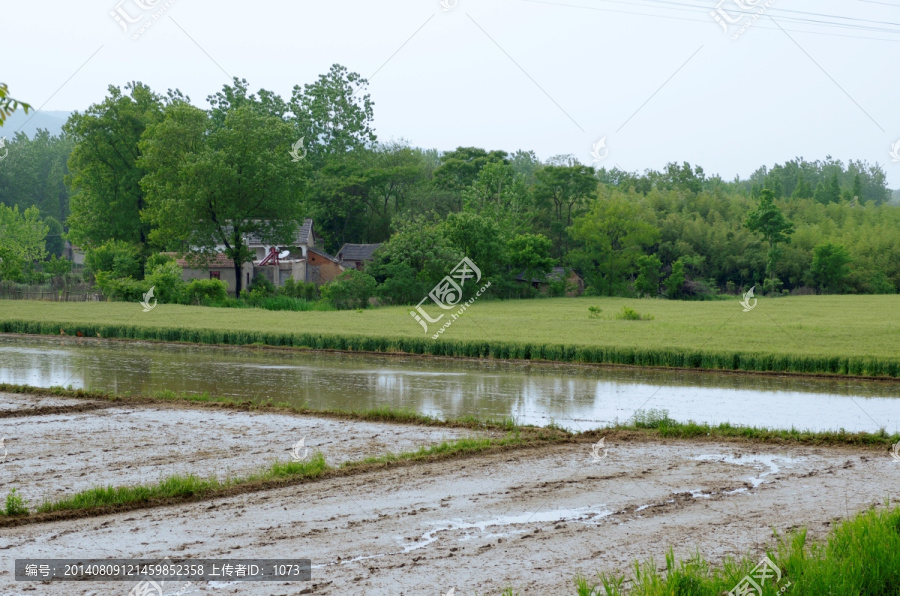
[0,401,114,418]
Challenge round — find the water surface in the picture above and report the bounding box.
[0,336,897,432]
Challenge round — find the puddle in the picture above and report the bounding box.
[312,505,615,568]
[402,505,614,553]
[693,453,800,489]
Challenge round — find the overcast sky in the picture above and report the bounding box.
[4,0,899,186]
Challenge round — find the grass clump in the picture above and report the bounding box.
[38,474,221,513]
[611,408,900,447]
[631,408,678,429]
[615,306,654,321]
[38,454,329,514]
[577,504,900,595]
[345,434,526,468]
[2,489,28,516]
[588,306,603,319]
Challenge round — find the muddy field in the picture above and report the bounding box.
[0,393,493,505]
[1,390,898,595]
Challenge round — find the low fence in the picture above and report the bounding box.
[0,289,104,302]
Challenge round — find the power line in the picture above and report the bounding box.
[516,0,900,42]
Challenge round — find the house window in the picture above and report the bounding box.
[209,271,220,279]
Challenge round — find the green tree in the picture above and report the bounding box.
[532,164,597,258]
[851,173,863,202]
[0,83,31,125]
[145,259,186,303]
[43,216,65,257]
[0,204,47,281]
[665,258,686,299]
[568,194,660,296]
[432,147,508,198]
[507,233,555,286]
[44,255,73,291]
[321,269,377,309]
[289,64,376,167]
[368,217,462,304]
[791,173,813,199]
[810,243,852,293]
[443,211,506,281]
[139,98,303,294]
[634,254,662,297]
[813,172,841,204]
[64,83,165,255]
[745,189,794,280]
[83,239,142,279]
[0,130,73,223]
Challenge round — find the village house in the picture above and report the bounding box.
[515,267,584,296]
[172,252,253,293]
[170,219,347,295]
[336,243,382,270]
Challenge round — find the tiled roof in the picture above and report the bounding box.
[244,219,315,246]
[337,243,382,262]
[164,252,236,269]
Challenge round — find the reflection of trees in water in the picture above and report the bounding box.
[2,337,897,423]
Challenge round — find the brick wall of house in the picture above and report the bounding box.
[307,252,343,284]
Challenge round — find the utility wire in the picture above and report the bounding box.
[517,0,900,42]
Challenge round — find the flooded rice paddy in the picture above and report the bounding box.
[1,335,897,432]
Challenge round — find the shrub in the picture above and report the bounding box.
[321,269,377,310]
[84,240,142,279]
[184,278,228,305]
[588,306,603,319]
[247,273,277,297]
[94,272,150,301]
[145,260,185,304]
[616,306,653,321]
[3,488,28,516]
[281,278,319,301]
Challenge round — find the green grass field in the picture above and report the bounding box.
[1,295,899,376]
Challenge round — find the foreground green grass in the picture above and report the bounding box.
[2,296,900,376]
[552,504,900,595]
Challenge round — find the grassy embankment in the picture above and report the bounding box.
[546,504,900,595]
[2,295,900,376]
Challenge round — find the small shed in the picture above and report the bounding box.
[515,267,584,296]
[337,243,382,270]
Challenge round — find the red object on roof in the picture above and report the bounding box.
[258,247,280,266]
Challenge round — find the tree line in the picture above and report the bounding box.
[0,65,898,304]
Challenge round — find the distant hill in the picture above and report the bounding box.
[1,110,71,138]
